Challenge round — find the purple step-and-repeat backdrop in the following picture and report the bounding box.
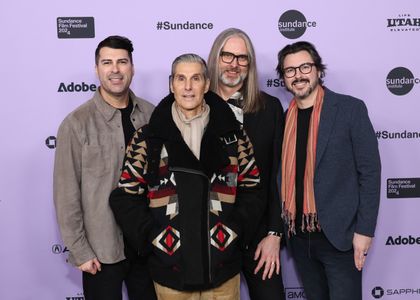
[1,0,419,299]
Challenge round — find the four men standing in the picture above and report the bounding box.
[54,34,380,300]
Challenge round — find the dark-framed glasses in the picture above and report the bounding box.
[283,62,315,78]
[220,51,249,66]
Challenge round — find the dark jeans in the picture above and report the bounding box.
[242,246,285,300]
[82,257,156,300]
[290,232,362,300]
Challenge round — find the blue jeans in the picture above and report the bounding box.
[290,232,362,300]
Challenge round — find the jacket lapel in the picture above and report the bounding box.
[147,91,239,176]
[243,113,260,142]
[315,88,338,170]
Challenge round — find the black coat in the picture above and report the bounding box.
[110,91,264,291]
[243,92,285,246]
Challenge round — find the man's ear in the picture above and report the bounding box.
[204,78,210,93]
[170,79,174,93]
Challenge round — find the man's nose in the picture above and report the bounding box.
[230,57,239,67]
[111,63,119,73]
[185,79,192,90]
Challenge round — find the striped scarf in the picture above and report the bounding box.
[281,85,324,235]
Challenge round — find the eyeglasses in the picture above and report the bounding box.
[220,51,249,66]
[283,63,315,78]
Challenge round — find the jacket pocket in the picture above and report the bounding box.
[82,144,110,176]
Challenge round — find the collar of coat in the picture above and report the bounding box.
[147,90,240,140]
[144,91,241,181]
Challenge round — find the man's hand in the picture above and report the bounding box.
[78,258,102,275]
[253,235,281,280]
[353,233,372,271]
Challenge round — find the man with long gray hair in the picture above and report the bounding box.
[208,28,285,300]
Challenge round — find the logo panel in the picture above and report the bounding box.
[386,67,418,96]
[57,17,95,38]
[387,178,420,198]
[387,14,420,32]
[278,10,316,39]
[372,286,385,299]
[45,136,56,149]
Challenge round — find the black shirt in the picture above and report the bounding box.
[119,99,136,147]
[295,106,321,237]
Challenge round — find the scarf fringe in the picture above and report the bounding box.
[301,212,321,233]
[282,206,321,236]
[281,206,296,237]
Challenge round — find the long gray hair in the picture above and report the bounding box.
[207,28,263,113]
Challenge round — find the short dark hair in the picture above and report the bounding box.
[276,41,326,84]
[95,35,134,65]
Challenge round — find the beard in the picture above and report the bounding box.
[219,68,248,88]
[287,77,319,100]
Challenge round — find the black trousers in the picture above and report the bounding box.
[82,257,156,300]
[290,232,362,300]
[242,246,285,300]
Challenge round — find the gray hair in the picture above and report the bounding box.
[171,53,208,80]
[207,28,263,113]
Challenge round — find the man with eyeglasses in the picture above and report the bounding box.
[276,41,381,300]
[207,28,286,300]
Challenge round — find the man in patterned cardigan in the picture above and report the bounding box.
[109,53,264,299]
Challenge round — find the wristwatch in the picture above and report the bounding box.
[267,231,283,238]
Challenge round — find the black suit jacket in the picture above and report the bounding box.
[244,91,285,246]
[282,87,381,251]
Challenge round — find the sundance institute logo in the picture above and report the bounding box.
[278,10,316,39]
[386,67,419,96]
[372,286,385,299]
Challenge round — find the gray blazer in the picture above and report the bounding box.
[283,87,381,251]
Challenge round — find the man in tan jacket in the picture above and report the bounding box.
[53,35,156,300]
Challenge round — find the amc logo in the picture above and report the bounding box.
[285,287,306,299]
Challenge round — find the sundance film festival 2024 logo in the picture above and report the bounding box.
[278,10,316,39]
[57,17,95,38]
[387,178,420,198]
[386,67,419,95]
[387,13,420,32]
